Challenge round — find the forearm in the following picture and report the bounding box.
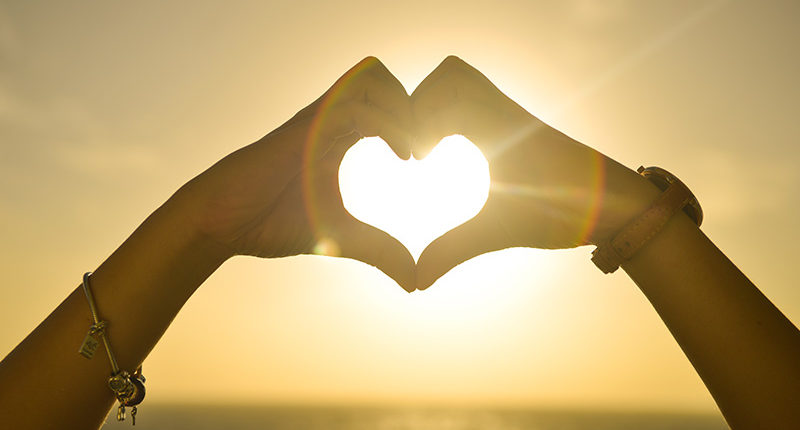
[622,212,800,428]
[0,195,230,429]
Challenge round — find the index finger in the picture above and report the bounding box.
[326,57,414,160]
[411,56,533,158]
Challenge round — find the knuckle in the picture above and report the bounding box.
[338,99,361,114]
[442,55,468,71]
[361,55,380,64]
[444,55,464,64]
[361,56,387,73]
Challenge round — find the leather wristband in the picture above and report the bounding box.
[591,166,702,274]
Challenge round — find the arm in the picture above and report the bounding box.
[0,197,229,429]
[411,56,800,428]
[0,56,416,429]
[624,210,800,428]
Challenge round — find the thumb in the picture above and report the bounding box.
[415,210,510,290]
[328,217,417,292]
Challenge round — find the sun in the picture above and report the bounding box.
[339,135,490,260]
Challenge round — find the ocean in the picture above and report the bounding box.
[100,405,728,429]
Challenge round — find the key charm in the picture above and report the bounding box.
[78,331,100,358]
[78,321,106,359]
[79,274,146,426]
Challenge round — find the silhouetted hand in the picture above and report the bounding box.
[411,56,658,289]
[174,57,416,290]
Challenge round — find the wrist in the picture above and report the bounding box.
[591,164,703,274]
[589,162,661,245]
[82,197,230,375]
[159,192,236,263]
[93,194,232,307]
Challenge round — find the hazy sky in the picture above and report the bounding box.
[2,0,799,413]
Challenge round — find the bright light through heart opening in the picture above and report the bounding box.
[339,135,490,260]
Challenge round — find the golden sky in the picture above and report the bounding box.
[2,0,799,413]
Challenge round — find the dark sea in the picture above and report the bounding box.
[100,405,728,429]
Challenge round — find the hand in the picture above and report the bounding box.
[411,56,659,289]
[173,57,416,291]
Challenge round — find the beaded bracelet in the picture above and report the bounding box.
[78,272,146,425]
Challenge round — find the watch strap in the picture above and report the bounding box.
[591,177,695,274]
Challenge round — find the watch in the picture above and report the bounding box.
[591,166,703,274]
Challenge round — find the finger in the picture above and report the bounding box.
[415,209,512,290]
[330,217,417,292]
[411,56,531,159]
[326,57,413,160]
[416,55,503,100]
[410,55,493,116]
[308,143,416,292]
[361,67,414,160]
[414,99,507,157]
[411,58,489,158]
[272,57,404,142]
[411,55,474,100]
[410,58,464,158]
[359,59,413,122]
[319,101,414,161]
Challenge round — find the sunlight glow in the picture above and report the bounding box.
[339,135,490,260]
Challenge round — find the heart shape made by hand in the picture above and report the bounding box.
[339,135,490,260]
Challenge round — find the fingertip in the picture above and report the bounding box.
[371,252,416,293]
[389,272,415,293]
[414,271,438,292]
[402,280,416,293]
[410,127,437,160]
[411,148,429,160]
[397,138,413,161]
[373,236,417,292]
[382,248,416,292]
[414,249,445,291]
[411,137,436,160]
[389,258,417,293]
[416,277,434,291]
[384,133,413,161]
[334,216,417,292]
[414,216,496,290]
